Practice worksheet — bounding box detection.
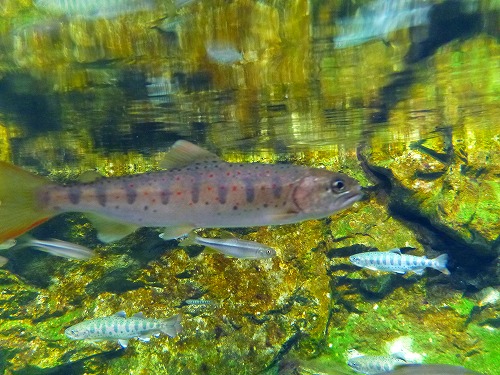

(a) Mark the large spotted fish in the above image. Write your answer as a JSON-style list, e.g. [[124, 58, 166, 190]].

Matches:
[[0, 141, 362, 243]]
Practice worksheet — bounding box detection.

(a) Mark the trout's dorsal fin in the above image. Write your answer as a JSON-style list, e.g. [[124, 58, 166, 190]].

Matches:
[[114, 311, 127, 318], [159, 140, 221, 170], [86, 213, 139, 243]]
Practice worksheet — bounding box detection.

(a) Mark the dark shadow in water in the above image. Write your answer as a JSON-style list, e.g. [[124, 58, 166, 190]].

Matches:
[[358, 156, 497, 292], [0, 74, 62, 132], [10, 349, 124, 375], [406, 0, 484, 64]]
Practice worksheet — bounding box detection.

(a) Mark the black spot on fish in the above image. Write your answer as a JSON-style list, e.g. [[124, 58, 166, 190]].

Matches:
[[233, 205, 238, 210], [191, 172, 201, 204], [218, 185, 227, 204], [161, 189, 171, 205], [68, 185, 81, 204], [125, 183, 137, 204], [144, 205, 148, 211], [243, 178, 255, 203], [94, 184, 107, 207]]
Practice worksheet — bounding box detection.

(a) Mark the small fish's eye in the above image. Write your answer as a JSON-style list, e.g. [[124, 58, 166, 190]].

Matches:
[[330, 179, 345, 193], [267, 250, 272, 254]]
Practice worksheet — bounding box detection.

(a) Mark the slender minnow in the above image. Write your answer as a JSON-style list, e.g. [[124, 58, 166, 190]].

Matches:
[[0, 140, 362, 243], [385, 364, 485, 375], [349, 249, 450, 275], [348, 354, 408, 375], [179, 232, 276, 259], [65, 311, 182, 348], [17, 238, 94, 260]]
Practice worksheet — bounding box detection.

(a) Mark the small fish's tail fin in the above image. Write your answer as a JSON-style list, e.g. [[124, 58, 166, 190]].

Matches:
[[0, 161, 55, 243], [433, 254, 450, 275], [160, 314, 182, 337]]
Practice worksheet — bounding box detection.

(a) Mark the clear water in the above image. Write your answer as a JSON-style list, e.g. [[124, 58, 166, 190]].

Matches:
[[0, 1, 498, 374]]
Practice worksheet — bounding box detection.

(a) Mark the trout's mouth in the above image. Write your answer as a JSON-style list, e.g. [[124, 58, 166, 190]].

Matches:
[[338, 186, 363, 209]]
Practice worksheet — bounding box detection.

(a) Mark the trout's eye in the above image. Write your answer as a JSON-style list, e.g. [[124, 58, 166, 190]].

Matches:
[[330, 179, 345, 193]]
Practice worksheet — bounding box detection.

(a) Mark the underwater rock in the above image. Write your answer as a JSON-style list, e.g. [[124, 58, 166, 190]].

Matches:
[[361, 118, 500, 259]]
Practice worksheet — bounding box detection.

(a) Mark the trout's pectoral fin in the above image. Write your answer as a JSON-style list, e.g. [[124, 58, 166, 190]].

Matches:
[[118, 339, 129, 348], [160, 140, 222, 170], [160, 225, 194, 240], [138, 335, 151, 342], [413, 268, 425, 275], [86, 214, 139, 243]]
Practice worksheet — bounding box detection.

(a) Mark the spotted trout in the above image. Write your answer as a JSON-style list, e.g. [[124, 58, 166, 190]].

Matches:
[[0, 141, 362, 243]]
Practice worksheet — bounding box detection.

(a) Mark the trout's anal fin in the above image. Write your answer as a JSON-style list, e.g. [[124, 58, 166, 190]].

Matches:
[[160, 225, 194, 240], [86, 213, 139, 243], [160, 140, 222, 170]]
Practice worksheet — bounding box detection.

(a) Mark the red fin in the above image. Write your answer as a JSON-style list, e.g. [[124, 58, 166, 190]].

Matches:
[[0, 161, 55, 242]]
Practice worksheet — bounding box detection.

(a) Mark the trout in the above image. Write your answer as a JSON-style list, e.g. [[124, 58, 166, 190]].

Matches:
[[0, 141, 362, 243]]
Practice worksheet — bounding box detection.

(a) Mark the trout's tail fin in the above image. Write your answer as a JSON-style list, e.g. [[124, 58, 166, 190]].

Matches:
[[160, 314, 183, 338], [0, 161, 55, 243], [433, 253, 450, 275]]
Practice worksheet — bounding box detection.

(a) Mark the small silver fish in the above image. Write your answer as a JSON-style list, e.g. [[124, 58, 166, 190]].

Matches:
[[184, 299, 215, 306], [65, 311, 182, 348], [18, 238, 94, 260], [385, 364, 485, 375], [348, 354, 407, 375], [349, 249, 450, 275], [179, 232, 276, 259], [205, 41, 244, 65]]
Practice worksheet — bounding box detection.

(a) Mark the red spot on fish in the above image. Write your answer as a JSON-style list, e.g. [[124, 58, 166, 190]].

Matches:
[[152, 199, 156, 203], [177, 191, 182, 196], [207, 187, 212, 191], [176, 176, 180, 181], [261, 186, 265, 190], [226, 172, 231, 176], [129, 183, 134, 188], [208, 174, 214, 178], [232, 186, 237, 191]]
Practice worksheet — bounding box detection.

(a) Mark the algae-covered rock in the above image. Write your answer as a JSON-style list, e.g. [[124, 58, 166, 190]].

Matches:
[[362, 37, 500, 257]]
